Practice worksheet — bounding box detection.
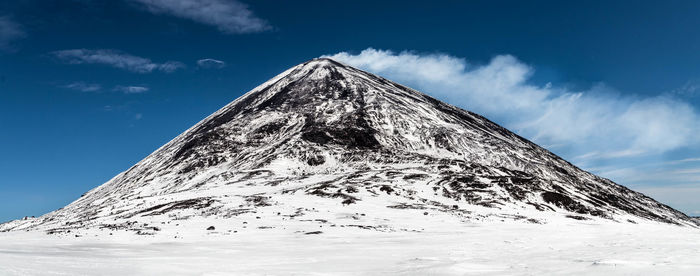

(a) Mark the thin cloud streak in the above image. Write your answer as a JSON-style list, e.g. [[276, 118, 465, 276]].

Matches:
[[51, 49, 184, 73], [131, 0, 270, 34], [197, 58, 226, 69], [114, 85, 149, 94], [63, 82, 102, 92]]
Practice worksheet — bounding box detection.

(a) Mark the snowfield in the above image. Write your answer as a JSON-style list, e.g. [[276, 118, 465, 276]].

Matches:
[[1, 220, 699, 275]]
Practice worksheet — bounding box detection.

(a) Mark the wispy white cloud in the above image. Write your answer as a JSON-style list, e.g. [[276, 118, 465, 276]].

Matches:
[[325, 48, 700, 159], [600, 166, 700, 186], [63, 82, 102, 92], [51, 49, 185, 73], [197, 58, 226, 69], [672, 157, 700, 164], [0, 16, 25, 51], [114, 85, 149, 94], [131, 0, 270, 34]]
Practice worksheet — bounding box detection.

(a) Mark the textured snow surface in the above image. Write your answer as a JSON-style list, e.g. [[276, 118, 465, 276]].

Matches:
[[1, 221, 699, 275]]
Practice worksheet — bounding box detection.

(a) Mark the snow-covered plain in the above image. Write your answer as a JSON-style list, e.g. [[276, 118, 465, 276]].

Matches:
[[1, 221, 699, 275]]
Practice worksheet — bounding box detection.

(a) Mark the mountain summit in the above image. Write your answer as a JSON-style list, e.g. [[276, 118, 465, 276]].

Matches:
[[2, 58, 696, 234]]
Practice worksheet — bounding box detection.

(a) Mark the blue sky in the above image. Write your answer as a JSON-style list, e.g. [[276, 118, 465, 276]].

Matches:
[[1, 0, 700, 222]]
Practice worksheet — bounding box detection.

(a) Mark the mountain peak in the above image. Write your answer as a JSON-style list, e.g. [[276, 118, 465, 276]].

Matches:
[[282, 57, 348, 81], [2, 59, 696, 234], [307, 57, 345, 66]]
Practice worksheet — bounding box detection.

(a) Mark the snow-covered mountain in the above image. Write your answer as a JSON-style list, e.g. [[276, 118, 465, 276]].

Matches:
[[2, 58, 696, 235]]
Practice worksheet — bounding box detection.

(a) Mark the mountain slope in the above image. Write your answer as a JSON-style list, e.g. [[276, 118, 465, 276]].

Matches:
[[2, 58, 695, 234]]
